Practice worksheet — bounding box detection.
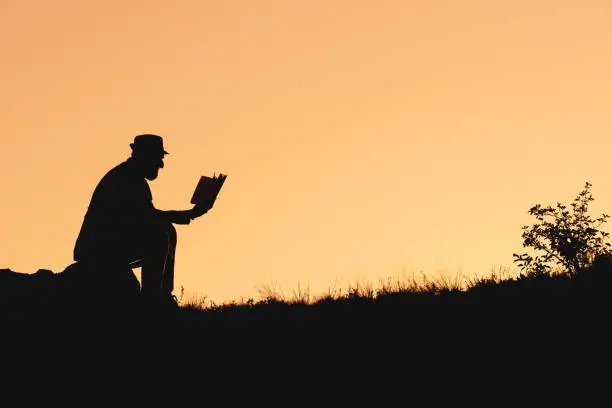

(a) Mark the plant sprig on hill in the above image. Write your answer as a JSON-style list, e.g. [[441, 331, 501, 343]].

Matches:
[[513, 181, 611, 277]]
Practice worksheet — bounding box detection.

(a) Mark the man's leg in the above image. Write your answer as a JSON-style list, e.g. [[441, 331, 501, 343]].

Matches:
[[140, 223, 173, 306], [161, 223, 177, 296]]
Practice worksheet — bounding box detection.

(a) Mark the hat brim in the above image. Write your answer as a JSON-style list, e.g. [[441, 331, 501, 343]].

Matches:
[[130, 143, 169, 156]]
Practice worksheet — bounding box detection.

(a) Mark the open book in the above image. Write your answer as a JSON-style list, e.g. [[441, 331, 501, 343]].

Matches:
[[190, 173, 228, 206]]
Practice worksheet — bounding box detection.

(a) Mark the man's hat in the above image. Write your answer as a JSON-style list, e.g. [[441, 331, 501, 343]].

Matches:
[[130, 134, 169, 156]]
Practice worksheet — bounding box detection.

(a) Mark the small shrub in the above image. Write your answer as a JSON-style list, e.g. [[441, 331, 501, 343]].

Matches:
[[513, 181, 611, 277]]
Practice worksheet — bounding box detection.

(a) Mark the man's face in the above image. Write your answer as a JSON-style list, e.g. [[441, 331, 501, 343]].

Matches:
[[141, 154, 165, 181]]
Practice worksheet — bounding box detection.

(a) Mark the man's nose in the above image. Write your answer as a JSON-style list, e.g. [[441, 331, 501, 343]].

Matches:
[[159, 159, 164, 169]]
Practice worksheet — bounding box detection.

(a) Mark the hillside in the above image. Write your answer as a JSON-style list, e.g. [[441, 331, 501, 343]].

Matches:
[[3, 255, 612, 332]]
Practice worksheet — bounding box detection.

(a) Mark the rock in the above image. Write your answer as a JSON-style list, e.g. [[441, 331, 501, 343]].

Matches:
[[0, 262, 141, 321], [59, 261, 140, 294]]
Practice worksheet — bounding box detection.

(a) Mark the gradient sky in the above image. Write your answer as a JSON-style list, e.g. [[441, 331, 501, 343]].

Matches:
[[2, 0, 612, 304]]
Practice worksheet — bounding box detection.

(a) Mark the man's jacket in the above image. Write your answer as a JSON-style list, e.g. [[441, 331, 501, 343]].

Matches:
[[74, 158, 157, 262]]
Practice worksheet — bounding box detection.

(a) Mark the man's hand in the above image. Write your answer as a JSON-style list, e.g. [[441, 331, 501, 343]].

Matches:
[[190, 200, 215, 220]]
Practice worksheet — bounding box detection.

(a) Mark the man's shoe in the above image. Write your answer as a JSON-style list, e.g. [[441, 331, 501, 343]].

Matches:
[[166, 294, 180, 309]]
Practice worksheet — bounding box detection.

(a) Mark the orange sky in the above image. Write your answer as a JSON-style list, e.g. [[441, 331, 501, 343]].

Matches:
[[2, 0, 612, 304]]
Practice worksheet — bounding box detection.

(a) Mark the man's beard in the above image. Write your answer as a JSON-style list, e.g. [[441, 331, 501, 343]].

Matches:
[[145, 167, 160, 180]]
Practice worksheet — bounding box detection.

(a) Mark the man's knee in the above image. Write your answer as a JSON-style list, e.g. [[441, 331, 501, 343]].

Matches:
[[146, 222, 175, 250], [167, 222, 177, 248]]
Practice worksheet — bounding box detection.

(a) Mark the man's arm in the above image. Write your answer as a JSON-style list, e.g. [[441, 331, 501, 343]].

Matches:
[[155, 199, 215, 225], [155, 209, 193, 225]]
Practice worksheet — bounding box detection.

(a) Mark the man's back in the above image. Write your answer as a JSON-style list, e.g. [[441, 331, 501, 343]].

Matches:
[[74, 159, 155, 262]]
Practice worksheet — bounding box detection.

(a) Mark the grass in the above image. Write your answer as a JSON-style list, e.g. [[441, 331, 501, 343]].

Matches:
[[177, 258, 612, 327], [4, 257, 611, 376], [4, 256, 612, 335], [182, 268, 470, 311]]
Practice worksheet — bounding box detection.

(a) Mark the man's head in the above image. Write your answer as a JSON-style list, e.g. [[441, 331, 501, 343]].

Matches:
[[129, 134, 169, 180]]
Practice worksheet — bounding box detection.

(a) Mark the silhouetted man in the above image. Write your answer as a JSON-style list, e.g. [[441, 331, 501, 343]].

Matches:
[[73, 134, 212, 310]]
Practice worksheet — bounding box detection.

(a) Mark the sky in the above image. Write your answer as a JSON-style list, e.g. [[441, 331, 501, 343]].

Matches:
[[2, 0, 612, 304]]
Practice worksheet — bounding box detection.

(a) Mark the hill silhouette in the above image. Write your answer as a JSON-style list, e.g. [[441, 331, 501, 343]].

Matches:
[[3, 255, 612, 330], [3, 257, 609, 393]]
